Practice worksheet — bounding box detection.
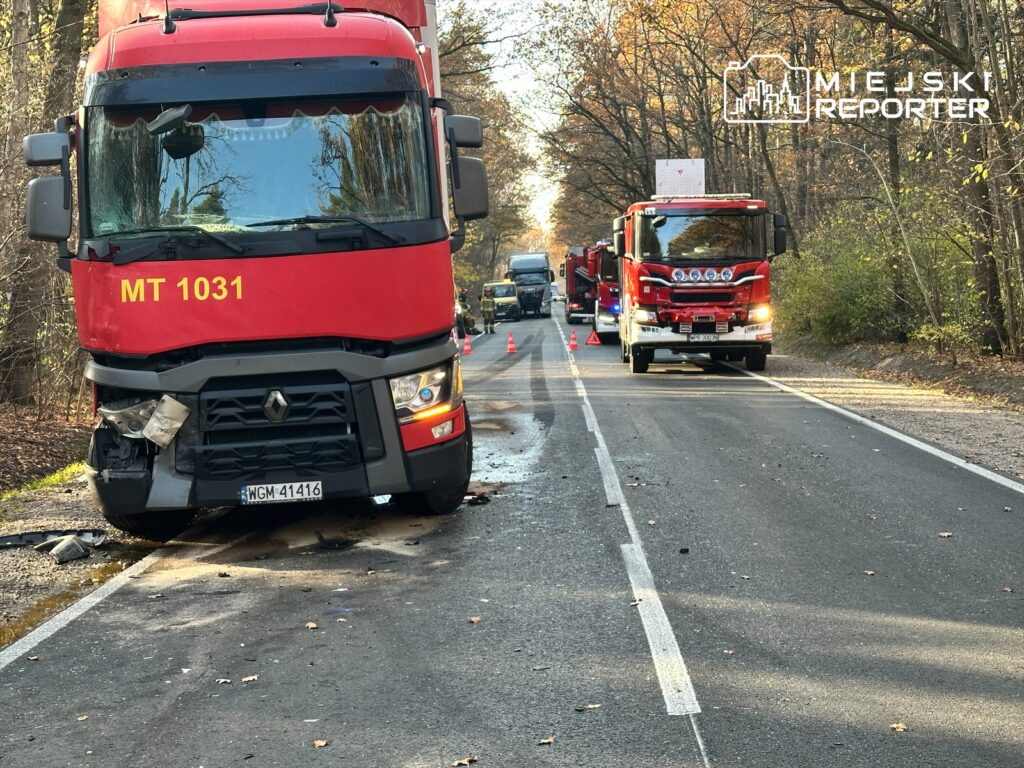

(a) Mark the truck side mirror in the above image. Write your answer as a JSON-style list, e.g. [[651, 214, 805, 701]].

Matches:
[[548, 270, 555, 282], [612, 216, 625, 234], [613, 231, 625, 257], [445, 115, 483, 148], [26, 176, 72, 242], [559, 263, 565, 277], [452, 156, 488, 221], [772, 212, 788, 256], [24, 132, 70, 166]]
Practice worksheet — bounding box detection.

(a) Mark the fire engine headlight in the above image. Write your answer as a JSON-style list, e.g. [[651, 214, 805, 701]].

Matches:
[[390, 362, 458, 423], [720, 268, 734, 282], [750, 305, 772, 323], [634, 307, 659, 324], [704, 267, 719, 281]]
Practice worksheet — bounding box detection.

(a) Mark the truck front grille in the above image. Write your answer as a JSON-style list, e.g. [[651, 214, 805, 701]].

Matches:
[[670, 292, 735, 304], [195, 379, 360, 480]]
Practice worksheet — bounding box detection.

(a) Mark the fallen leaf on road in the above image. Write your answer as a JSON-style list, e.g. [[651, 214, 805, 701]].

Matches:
[[537, 736, 556, 745], [574, 704, 601, 711], [451, 758, 478, 766], [1001, 587, 1014, 593], [216, 678, 232, 685], [305, 622, 318, 630], [313, 739, 329, 748], [938, 531, 954, 538], [864, 570, 876, 576], [76, 715, 88, 721], [890, 722, 908, 733], [467, 616, 481, 624], [241, 674, 259, 683]]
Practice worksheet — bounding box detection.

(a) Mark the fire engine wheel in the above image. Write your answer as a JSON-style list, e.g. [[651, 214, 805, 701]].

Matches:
[[745, 349, 768, 372], [102, 510, 196, 542], [629, 346, 651, 374], [393, 412, 473, 516]]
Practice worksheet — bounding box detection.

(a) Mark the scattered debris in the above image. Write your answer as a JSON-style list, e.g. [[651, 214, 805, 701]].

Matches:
[[646, 519, 656, 525], [1004, 506, 1013, 513], [537, 736, 556, 746], [467, 616, 481, 624], [33, 535, 90, 564], [867, 513, 878, 520], [405, 539, 420, 546], [937, 531, 954, 538], [451, 758, 478, 766], [76, 715, 88, 722], [313, 739, 329, 748], [889, 722, 909, 733], [464, 492, 490, 506], [315, 531, 355, 550], [1001, 586, 1014, 593], [531, 666, 550, 672], [26, 656, 39, 661], [629, 599, 641, 607], [301, 587, 312, 593], [740, 575, 751, 580], [148, 593, 163, 599], [723, 649, 736, 656], [574, 703, 601, 711], [305, 622, 318, 630], [0, 529, 107, 549], [864, 570, 876, 576], [216, 678, 232, 685], [679, 547, 690, 554], [218, 571, 231, 577], [241, 674, 259, 683]]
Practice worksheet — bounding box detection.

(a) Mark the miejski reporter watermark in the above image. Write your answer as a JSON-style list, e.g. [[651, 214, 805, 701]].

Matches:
[[724, 54, 992, 124]]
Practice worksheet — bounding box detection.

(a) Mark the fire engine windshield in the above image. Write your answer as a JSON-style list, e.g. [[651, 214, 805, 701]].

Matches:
[[86, 96, 431, 237], [639, 213, 765, 263]]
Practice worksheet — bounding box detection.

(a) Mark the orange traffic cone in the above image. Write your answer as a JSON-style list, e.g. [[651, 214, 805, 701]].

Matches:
[[568, 329, 578, 351], [462, 333, 473, 356], [585, 329, 602, 345], [506, 332, 517, 354]]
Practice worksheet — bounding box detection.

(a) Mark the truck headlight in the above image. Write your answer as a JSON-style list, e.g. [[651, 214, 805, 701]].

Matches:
[[389, 362, 459, 423], [750, 305, 772, 323], [634, 307, 659, 324]]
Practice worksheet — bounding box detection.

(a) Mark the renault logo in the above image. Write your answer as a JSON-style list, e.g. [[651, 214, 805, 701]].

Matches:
[[263, 390, 290, 422]]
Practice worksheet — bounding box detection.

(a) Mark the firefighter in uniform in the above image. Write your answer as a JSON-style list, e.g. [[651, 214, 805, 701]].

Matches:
[[480, 286, 497, 333]]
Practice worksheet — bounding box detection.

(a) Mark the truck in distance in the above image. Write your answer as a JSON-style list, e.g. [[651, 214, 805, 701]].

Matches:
[[506, 252, 554, 318], [612, 194, 786, 374], [23, 0, 489, 539]]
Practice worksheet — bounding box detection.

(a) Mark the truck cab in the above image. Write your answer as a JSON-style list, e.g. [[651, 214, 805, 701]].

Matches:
[[23, 0, 490, 539], [614, 195, 787, 374], [589, 241, 620, 343], [506, 253, 553, 318]]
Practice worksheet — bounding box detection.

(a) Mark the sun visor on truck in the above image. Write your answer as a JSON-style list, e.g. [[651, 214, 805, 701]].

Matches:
[[85, 57, 421, 106], [98, 0, 427, 39]]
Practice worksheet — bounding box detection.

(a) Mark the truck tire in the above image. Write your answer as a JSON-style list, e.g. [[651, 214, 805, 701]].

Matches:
[[394, 411, 473, 516], [745, 348, 767, 371], [709, 350, 726, 362], [727, 350, 744, 362], [629, 347, 651, 374], [102, 510, 196, 542]]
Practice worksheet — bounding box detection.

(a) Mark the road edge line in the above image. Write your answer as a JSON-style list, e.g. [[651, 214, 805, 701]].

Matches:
[[731, 365, 1024, 498]]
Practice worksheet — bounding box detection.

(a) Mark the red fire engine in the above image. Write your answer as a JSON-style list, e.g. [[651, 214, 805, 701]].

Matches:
[[613, 195, 787, 373], [23, 0, 489, 538]]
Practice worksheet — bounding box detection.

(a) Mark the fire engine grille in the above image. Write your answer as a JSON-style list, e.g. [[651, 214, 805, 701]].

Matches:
[[670, 292, 735, 304], [195, 380, 360, 480]]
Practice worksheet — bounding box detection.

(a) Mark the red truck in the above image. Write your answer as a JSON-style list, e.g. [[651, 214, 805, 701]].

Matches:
[[23, 0, 489, 539], [561, 246, 596, 324], [588, 240, 621, 344], [612, 195, 787, 373]]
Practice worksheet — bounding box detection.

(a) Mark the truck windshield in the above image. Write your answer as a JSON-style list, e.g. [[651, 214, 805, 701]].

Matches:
[[514, 273, 548, 286], [86, 96, 431, 237], [489, 285, 516, 298], [639, 213, 764, 263]]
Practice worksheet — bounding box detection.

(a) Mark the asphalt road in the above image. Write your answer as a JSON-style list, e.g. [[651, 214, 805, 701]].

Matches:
[[1, 314, 1021, 767]]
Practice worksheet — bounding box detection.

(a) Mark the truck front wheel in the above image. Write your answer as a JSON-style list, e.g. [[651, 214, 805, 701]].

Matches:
[[745, 348, 767, 372]]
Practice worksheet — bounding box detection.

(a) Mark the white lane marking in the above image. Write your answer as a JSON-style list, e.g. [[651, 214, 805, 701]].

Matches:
[[689, 714, 713, 768], [621, 544, 702, 716], [732, 366, 1024, 498], [552, 316, 704, 727], [0, 530, 253, 671]]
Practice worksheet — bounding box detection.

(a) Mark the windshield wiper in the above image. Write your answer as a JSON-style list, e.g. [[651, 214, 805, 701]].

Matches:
[[108, 226, 244, 265], [246, 215, 402, 245]]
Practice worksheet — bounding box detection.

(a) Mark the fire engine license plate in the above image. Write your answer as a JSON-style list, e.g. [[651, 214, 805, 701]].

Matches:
[[241, 481, 323, 505], [688, 333, 719, 342]]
